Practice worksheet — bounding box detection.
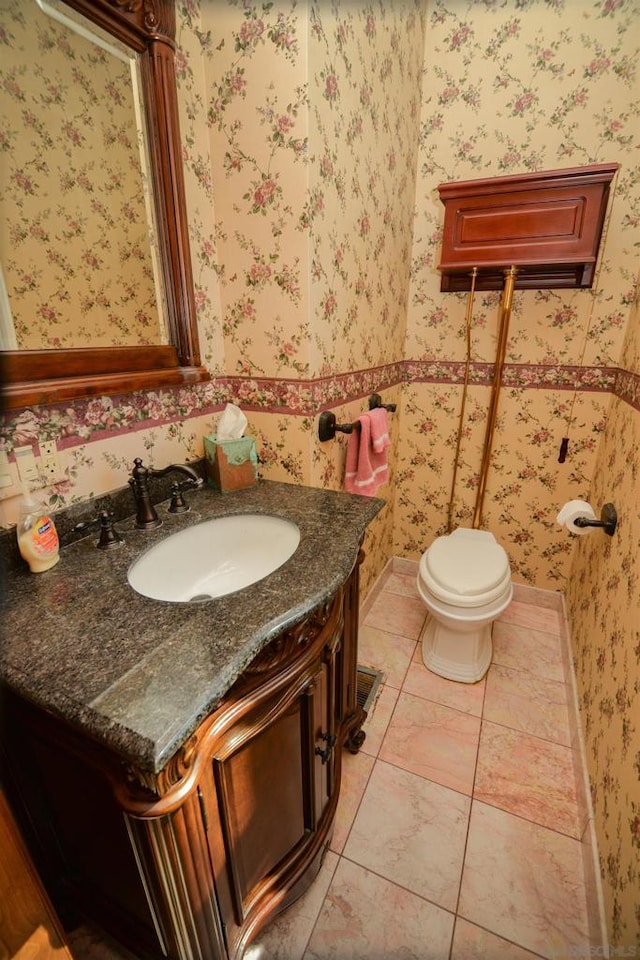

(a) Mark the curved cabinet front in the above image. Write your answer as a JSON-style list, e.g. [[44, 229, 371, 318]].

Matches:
[[3, 561, 366, 960]]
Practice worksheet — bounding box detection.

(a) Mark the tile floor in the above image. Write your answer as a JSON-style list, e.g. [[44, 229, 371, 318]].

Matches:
[[248, 562, 595, 960], [69, 561, 599, 960]]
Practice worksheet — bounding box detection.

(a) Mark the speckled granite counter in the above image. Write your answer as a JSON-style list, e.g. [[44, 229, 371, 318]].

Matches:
[[1, 480, 384, 773]]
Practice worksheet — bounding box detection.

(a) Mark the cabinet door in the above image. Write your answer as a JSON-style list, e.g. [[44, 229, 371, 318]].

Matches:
[[200, 660, 333, 957]]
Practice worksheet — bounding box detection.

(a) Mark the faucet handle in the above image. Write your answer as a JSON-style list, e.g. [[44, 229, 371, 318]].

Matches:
[[73, 510, 123, 549], [96, 511, 123, 549], [168, 478, 201, 514], [168, 481, 189, 514]]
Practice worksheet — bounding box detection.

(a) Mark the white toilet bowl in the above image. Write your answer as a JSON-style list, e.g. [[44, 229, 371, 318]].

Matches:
[[416, 527, 512, 683]]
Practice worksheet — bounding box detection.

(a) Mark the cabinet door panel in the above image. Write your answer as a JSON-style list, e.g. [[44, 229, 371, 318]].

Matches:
[[213, 700, 306, 922]]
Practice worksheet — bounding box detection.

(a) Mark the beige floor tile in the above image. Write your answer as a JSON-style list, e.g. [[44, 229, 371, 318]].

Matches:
[[344, 759, 470, 911], [360, 683, 399, 757], [330, 750, 375, 854], [249, 851, 339, 960], [358, 623, 416, 689], [303, 858, 455, 960], [451, 918, 545, 959], [484, 663, 571, 746], [499, 599, 563, 636], [379, 691, 480, 795], [459, 802, 590, 959], [363, 590, 426, 640], [403, 657, 486, 716], [492, 620, 565, 682], [474, 721, 581, 837]]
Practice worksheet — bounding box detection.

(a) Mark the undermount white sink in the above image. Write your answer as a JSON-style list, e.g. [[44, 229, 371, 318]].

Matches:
[[127, 514, 300, 603]]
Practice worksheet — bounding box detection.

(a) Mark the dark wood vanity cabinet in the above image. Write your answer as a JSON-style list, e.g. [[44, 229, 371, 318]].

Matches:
[[2, 561, 365, 960]]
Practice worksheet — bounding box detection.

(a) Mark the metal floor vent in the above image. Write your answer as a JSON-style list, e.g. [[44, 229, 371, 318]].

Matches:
[[356, 665, 385, 714]]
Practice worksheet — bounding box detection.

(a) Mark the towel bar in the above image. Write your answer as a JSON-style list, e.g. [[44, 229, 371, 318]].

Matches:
[[318, 411, 358, 442], [318, 394, 395, 442], [369, 394, 397, 413]]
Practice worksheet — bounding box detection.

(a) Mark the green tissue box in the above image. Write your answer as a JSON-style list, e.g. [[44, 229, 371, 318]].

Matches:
[[204, 435, 258, 492]]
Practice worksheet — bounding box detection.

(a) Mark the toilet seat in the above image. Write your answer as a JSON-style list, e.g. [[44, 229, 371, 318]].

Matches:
[[419, 528, 511, 608]]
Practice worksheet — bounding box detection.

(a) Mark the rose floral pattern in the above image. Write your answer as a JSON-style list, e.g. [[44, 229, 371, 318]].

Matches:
[[0, 0, 162, 348], [1, 0, 640, 944], [566, 389, 640, 950]]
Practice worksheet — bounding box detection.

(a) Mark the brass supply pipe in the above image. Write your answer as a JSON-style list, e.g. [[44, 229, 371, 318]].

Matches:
[[472, 266, 518, 529], [447, 267, 478, 533]]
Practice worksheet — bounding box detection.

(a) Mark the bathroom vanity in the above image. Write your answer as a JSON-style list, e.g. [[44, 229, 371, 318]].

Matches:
[[0, 480, 383, 960]]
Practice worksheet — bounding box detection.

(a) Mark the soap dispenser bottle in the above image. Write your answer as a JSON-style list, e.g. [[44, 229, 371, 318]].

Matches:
[[16, 489, 60, 573]]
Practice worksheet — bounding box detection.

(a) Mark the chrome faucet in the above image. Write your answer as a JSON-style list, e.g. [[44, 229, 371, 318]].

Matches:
[[129, 458, 203, 529]]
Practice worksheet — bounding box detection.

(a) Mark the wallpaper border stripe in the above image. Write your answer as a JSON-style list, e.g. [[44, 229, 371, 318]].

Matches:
[[2, 361, 638, 451]]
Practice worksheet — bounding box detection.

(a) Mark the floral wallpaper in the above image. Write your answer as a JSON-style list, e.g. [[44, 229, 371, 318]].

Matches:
[[306, 0, 424, 377], [566, 388, 640, 949], [398, 0, 640, 589], [1, 0, 640, 944], [0, 0, 162, 348]]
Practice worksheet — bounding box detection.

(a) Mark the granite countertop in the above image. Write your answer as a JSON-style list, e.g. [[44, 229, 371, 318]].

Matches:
[[0, 480, 383, 773]]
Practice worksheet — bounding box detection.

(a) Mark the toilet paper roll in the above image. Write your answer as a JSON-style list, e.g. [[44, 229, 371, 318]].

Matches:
[[556, 499, 597, 535]]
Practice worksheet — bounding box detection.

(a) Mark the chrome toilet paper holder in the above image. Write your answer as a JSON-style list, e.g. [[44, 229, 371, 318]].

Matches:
[[573, 502, 617, 536]]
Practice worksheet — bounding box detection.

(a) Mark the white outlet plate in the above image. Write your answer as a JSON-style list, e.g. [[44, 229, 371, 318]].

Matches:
[[39, 440, 62, 483]]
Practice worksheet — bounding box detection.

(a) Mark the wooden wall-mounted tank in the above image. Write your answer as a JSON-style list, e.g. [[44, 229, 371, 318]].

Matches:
[[437, 163, 618, 292]]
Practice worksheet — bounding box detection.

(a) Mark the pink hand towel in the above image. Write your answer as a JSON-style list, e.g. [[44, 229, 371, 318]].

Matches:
[[344, 408, 390, 496]]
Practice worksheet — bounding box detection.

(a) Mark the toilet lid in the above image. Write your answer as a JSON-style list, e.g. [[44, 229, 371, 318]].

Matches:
[[421, 528, 510, 606]]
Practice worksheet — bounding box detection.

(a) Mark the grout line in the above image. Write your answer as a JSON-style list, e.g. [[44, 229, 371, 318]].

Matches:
[[451, 917, 550, 960], [471, 793, 584, 843], [297, 848, 340, 960], [336, 849, 458, 921], [333, 735, 379, 857]]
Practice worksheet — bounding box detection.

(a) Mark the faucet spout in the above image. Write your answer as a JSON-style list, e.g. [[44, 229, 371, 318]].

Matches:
[[148, 462, 202, 485], [129, 458, 203, 529]]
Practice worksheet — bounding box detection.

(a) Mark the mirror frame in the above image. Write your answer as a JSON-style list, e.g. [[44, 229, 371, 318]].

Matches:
[[1, 0, 209, 410]]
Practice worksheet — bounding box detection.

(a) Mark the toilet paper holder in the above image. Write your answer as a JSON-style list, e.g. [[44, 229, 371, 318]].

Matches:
[[573, 502, 617, 536]]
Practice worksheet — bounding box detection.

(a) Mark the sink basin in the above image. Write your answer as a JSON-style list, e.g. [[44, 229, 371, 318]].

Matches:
[[127, 514, 300, 603]]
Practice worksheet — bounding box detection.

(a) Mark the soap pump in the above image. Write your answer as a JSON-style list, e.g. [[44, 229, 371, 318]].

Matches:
[[16, 488, 60, 573]]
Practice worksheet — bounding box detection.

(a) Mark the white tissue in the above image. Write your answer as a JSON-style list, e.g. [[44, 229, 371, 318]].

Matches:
[[217, 403, 247, 441], [556, 499, 597, 535]]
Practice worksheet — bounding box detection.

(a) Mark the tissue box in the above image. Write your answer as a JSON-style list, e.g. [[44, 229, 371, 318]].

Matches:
[[204, 435, 258, 492]]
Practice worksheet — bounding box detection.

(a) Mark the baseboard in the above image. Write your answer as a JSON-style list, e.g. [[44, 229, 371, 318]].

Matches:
[[560, 594, 610, 955], [511, 581, 564, 611], [359, 557, 395, 622]]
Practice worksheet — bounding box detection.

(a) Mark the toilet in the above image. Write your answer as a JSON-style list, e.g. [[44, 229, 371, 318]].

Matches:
[[416, 527, 512, 683]]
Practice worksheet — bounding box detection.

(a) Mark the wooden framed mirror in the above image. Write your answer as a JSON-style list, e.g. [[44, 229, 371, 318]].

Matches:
[[0, 0, 209, 410]]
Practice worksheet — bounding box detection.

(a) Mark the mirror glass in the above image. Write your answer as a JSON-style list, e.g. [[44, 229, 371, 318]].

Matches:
[[0, 0, 206, 410], [0, 0, 168, 351]]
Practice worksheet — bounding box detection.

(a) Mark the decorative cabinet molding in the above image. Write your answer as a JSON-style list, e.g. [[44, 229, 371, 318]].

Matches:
[[2, 560, 366, 960], [438, 162, 619, 291]]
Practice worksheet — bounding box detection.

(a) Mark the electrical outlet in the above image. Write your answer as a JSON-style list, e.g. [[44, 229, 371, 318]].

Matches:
[[39, 440, 62, 483]]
